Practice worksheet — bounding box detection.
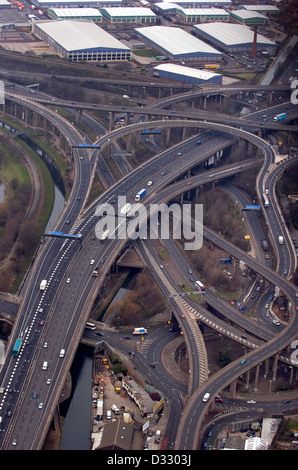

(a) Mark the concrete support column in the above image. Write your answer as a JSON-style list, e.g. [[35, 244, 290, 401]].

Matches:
[[108, 112, 114, 131], [230, 379, 237, 398], [272, 353, 279, 381], [264, 358, 270, 378], [254, 364, 260, 392], [245, 369, 250, 389]]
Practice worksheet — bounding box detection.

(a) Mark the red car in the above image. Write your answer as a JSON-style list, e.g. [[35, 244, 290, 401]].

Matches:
[[186, 182, 192, 186]]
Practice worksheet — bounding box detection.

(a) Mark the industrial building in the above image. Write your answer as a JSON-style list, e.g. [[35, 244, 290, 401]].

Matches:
[[157, 0, 232, 8], [152, 2, 180, 15], [176, 7, 229, 23], [31, 0, 121, 9], [48, 7, 102, 21], [0, 10, 31, 30], [153, 63, 222, 84], [0, 0, 10, 9], [238, 4, 279, 17], [193, 22, 276, 55], [99, 7, 156, 23], [230, 10, 269, 26], [135, 25, 222, 63], [32, 20, 131, 62]]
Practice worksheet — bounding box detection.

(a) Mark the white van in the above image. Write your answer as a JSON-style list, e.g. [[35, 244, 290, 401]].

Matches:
[[111, 404, 120, 414], [42, 361, 48, 370], [107, 410, 112, 420], [59, 349, 65, 358]]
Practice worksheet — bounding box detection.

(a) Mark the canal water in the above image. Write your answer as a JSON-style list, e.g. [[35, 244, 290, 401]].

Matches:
[[59, 345, 93, 450]]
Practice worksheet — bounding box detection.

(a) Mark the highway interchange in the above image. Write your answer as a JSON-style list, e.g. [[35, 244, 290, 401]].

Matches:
[[0, 80, 298, 450]]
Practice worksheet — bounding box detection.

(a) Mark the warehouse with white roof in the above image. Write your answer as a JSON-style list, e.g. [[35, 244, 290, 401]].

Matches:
[[230, 10, 269, 26], [48, 8, 102, 21], [153, 63, 222, 84], [31, 0, 121, 9], [135, 26, 222, 62], [99, 7, 156, 23], [239, 5, 279, 17], [157, 0, 231, 8], [193, 22, 276, 55], [32, 20, 131, 62], [176, 7, 229, 23]]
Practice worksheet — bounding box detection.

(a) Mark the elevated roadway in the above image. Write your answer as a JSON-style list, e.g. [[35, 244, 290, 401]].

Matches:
[[0, 93, 297, 449]]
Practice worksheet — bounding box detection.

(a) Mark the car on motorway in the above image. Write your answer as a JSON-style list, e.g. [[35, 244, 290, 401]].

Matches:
[[90, 259, 95, 265], [265, 254, 270, 259], [209, 174, 214, 178], [188, 268, 192, 274], [186, 182, 192, 186], [296, 306, 298, 311], [32, 392, 37, 399], [40, 320, 44, 326], [265, 303, 269, 309], [181, 315, 185, 318], [46, 379, 51, 385], [44, 342, 48, 348], [12, 439, 17, 446], [296, 293, 298, 297], [283, 269, 288, 275], [147, 181, 152, 186], [246, 400, 256, 404], [160, 264, 164, 269], [66, 278, 70, 283], [38, 403, 44, 409], [241, 359, 247, 364], [283, 399, 291, 404]]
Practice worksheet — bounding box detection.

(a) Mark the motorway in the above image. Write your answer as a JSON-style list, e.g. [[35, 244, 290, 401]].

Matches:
[[0, 86, 297, 449]]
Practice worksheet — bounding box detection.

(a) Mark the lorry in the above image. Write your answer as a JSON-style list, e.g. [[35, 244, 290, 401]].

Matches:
[[12, 338, 22, 356], [135, 189, 146, 202], [40, 280, 47, 291], [202, 392, 211, 402], [273, 113, 286, 122], [120, 203, 131, 216], [278, 236, 284, 245], [133, 327, 147, 335]]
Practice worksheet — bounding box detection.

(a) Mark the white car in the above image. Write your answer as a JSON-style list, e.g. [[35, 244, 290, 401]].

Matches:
[[147, 181, 152, 186], [66, 278, 70, 283], [90, 260, 95, 265], [246, 400, 256, 404]]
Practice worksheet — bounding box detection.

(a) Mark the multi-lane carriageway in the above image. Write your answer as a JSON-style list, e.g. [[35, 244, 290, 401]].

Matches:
[[0, 92, 296, 448]]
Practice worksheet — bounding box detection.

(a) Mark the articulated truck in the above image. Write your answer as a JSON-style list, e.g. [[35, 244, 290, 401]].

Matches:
[[135, 189, 146, 202], [273, 113, 286, 121]]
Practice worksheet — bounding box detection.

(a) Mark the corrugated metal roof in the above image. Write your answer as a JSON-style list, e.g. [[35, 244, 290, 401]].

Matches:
[[49, 8, 102, 17], [179, 7, 228, 15], [135, 26, 221, 55], [231, 10, 268, 20], [241, 4, 279, 11], [35, 20, 130, 52], [154, 63, 221, 79], [100, 7, 156, 16], [194, 22, 276, 46]]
